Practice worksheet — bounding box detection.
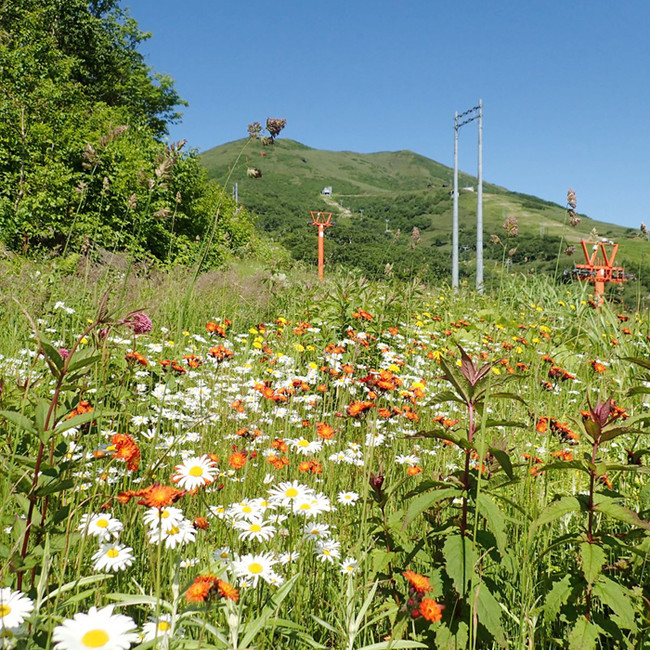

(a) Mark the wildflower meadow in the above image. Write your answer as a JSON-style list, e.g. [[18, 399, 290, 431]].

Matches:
[[0, 266, 649, 649]]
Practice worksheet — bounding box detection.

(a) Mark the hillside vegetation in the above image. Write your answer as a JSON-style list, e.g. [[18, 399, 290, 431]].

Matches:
[[201, 138, 650, 302]]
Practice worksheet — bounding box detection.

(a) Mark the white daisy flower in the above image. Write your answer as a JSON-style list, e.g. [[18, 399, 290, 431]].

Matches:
[[267, 481, 314, 507], [143, 506, 185, 530], [78, 513, 123, 541], [212, 546, 232, 563], [302, 523, 331, 540], [233, 518, 276, 542], [0, 587, 34, 630], [52, 605, 138, 650], [278, 551, 300, 564], [171, 455, 218, 491], [141, 614, 175, 643], [92, 543, 134, 572], [232, 552, 277, 587], [227, 499, 265, 521], [337, 491, 360, 506], [285, 438, 323, 455], [340, 557, 359, 574], [395, 454, 420, 466], [148, 519, 196, 549], [314, 539, 341, 563]]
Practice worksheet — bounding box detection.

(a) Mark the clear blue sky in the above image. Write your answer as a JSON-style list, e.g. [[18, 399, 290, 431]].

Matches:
[[128, 0, 649, 229]]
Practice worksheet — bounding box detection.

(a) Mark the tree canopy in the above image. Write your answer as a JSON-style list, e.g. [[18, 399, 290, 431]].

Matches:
[[0, 0, 253, 265]]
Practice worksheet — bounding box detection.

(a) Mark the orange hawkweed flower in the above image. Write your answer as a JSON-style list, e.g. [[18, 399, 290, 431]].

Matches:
[[216, 579, 239, 602], [125, 351, 148, 366], [420, 598, 445, 623], [66, 400, 93, 419], [590, 360, 606, 373], [228, 451, 248, 470], [403, 570, 432, 593], [109, 433, 140, 471], [316, 422, 335, 440], [346, 401, 375, 418], [407, 465, 422, 476], [185, 579, 213, 603], [135, 484, 186, 508], [194, 517, 210, 530]]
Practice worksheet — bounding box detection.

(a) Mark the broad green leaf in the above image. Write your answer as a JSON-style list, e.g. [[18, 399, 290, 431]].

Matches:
[[489, 391, 527, 404], [39, 336, 64, 373], [624, 356, 650, 370], [0, 410, 37, 436], [34, 478, 74, 497], [593, 496, 650, 531], [579, 542, 605, 585], [475, 582, 505, 645], [54, 410, 111, 436], [403, 487, 461, 529], [487, 447, 514, 479], [438, 357, 470, 404], [531, 496, 585, 531], [66, 350, 103, 373], [543, 574, 573, 625], [443, 534, 474, 597], [44, 575, 113, 603], [539, 460, 591, 475], [568, 616, 601, 650], [107, 593, 174, 611], [435, 621, 469, 649], [592, 576, 637, 630], [477, 493, 507, 555]]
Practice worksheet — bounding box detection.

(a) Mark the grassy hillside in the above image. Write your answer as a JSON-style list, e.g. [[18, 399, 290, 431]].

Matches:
[[200, 138, 649, 301]]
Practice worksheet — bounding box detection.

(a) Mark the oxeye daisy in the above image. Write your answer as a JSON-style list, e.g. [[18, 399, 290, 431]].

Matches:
[[0, 587, 34, 630], [314, 539, 341, 563], [52, 605, 138, 650], [171, 455, 218, 491], [143, 506, 185, 530], [340, 557, 359, 574], [233, 518, 276, 542], [267, 480, 314, 507], [232, 552, 277, 586], [141, 614, 175, 643], [302, 523, 331, 540], [78, 513, 123, 541], [337, 491, 359, 506], [92, 543, 134, 572], [212, 546, 232, 563], [148, 519, 196, 549]]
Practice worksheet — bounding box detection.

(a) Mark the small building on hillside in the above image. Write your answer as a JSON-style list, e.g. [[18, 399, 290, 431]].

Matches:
[[321, 186, 332, 196]]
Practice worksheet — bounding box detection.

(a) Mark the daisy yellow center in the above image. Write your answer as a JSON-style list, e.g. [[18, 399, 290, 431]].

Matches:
[[220, 552, 229, 558], [161, 510, 170, 518], [107, 548, 119, 558], [0, 605, 10, 617], [81, 629, 110, 647], [299, 503, 311, 510], [249, 563, 263, 574], [298, 440, 309, 447], [323, 550, 331, 556], [242, 506, 252, 513], [169, 526, 180, 535], [96, 519, 109, 528], [249, 524, 262, 532], [285, 488, 298, 497], [189, 466, 203, 477], [158, 621, 171, 631]]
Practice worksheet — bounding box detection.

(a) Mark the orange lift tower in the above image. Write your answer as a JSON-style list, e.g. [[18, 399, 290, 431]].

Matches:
[[310, 211, 332, 281], [572, 240, 627, 306]]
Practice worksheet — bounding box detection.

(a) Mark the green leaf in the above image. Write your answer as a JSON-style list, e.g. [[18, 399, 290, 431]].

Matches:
[[54, 410, 109, 436], [66, 350, 103, 373], [0, 410, 37, 436], [543, 574, 573, 625], [435, 621, 469, 649], [539, 460, 591, 475], [531, 496, 585, 531], [438, 357, 470, 404], [568, 616, 601, 650], [487, 447, 514, 479], [403, 487, 461, 529], [357, 642, 427, 650], [592, 576, 637, 630], [39, 336, 64, 373], [443, 534, 474, 597], [475, 582, 505, 645], [593, 495, 650, 531], [489, 391, 527, 404], [579, 542, 605, 585], [34, 478, 75, 497], [477, 493, 507, 555]]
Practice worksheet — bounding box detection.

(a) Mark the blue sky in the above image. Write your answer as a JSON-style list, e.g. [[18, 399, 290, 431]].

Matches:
[[128, 1, 650, 229]]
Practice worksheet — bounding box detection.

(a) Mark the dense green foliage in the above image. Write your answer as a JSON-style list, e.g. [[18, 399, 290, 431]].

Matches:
[[0, 0, 254, 265]]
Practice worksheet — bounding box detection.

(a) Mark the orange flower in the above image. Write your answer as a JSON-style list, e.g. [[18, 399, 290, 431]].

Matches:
[[206, 322, 227, 337], [420, 597, 444, 623], [407, 466, 422, 476], [110, 433, 140, 471], [194, 517, 210, 530], [403, 570, 432, 594], [346, 401, 375, 418], [185, 579, 212, 603], [316, 422, 335, 440], [135, 484, 186, 508], [65, 400, 93, 420], [216, 579, 239, 602], [590, 360, 606, 373], [229, 451, 248, 470], [125, 351, 148, 366]]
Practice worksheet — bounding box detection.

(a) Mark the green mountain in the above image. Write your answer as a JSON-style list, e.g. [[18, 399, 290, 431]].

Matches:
[[200, 139, 648, 297]]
